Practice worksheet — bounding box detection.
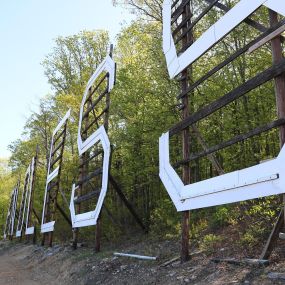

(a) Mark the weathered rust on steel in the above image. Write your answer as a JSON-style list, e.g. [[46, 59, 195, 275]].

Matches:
[[95, 45, 114, 253], [171, 0, 224, 263], [172, 0, 193, 263], [170, 58, 285, 137], [260, 9, 285, 260], [174, 118, 285, 167]]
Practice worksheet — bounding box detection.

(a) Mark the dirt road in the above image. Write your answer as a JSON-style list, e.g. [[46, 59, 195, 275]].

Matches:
[[0, 245, 40, 285]]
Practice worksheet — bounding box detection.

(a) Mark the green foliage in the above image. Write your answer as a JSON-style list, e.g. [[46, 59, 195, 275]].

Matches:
[[150, 199, 180, 238], [190, 219, 208, 241], [212, 207, 230, 227], [0, 159, 15, 238], [199, 234, 223, 253], [42, 30, 110, 96], [237, 199, 279, 249], [112, 0, 163, 22]]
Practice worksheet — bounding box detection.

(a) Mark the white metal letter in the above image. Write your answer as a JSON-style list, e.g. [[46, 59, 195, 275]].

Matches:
[[70, 55, 115, 228]]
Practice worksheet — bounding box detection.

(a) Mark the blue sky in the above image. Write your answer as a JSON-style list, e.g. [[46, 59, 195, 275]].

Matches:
[[0, 0, 133, 158]]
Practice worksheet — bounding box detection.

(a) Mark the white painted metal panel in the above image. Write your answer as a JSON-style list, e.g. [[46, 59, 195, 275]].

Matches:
[[40, 109, 71, 234], [25, 157, 35, 236], [178, 25, 216, 73], [70, 55, 115, 228], [77, 55, 115, 155], [25, 227, 34, 235], [46, 167, 59, 184], [16, 166, 30, 238], [162, 0, 172, 54], [10, 186, 19, 237], [4, 187, 18, 239], [52, 108, 71, 136], [41, 221, 55, 233], [70, 126, 111, 228], [159, 132, 285, 211], [3, 190, 13, 239]]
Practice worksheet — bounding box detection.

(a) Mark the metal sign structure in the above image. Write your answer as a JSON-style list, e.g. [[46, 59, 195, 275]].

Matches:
[[160, 132, 285, 211], [41, 109, 71, 246], [3, 191, 14, 239], [25, 155, 38, 236], [3, 182, 20, 240], [69, 55, 114, 229], [160, 0, 285, 211], [15, 154, 37, 238], [16, 166, 30, 237], [160, 0, 285, 260], [70, 48, 146, 251], [163, 0, 285, 78], [70, 127, 111, 228]]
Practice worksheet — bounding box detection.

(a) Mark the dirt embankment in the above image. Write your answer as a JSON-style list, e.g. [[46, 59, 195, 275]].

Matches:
[[1, 238, 285, 285]]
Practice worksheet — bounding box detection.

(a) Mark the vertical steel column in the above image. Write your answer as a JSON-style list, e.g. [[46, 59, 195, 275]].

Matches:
[[95, 44, 113, 253], [27, 148, 38, 243], [260, 9, 285, 260], [180, 1, 193, 263]]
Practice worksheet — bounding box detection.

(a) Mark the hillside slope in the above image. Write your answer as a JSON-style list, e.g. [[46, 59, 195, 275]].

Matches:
[[1, 237, 285, 284]]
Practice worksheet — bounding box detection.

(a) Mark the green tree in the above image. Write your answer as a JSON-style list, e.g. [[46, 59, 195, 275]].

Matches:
[[0, 158, 15, 237], [113, 0, 163, 22], [42, 30, 110, 96]]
